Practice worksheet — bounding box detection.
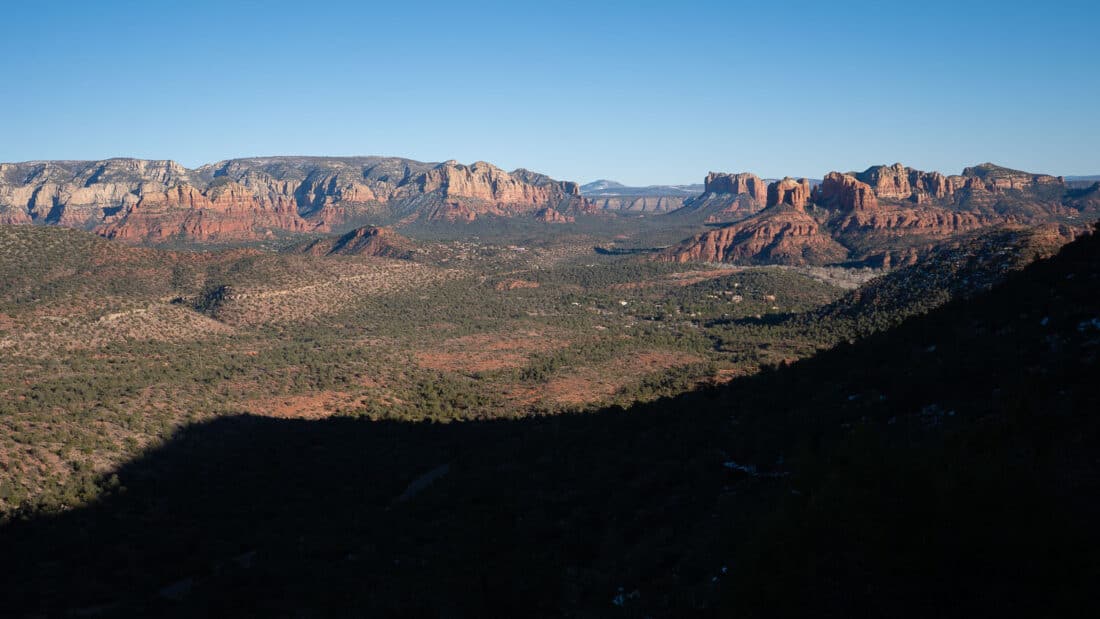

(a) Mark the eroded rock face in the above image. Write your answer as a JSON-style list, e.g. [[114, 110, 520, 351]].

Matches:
[[98, 182, 317, 242], [856, 164, 912, 200], [832, 207, 987, 235], [588, 196, 685, 212], [659, 205, 848, 265], [962, 163, 1062, 190], [414, 161, 580, 209], [533, 207, 575, 223], [704, 172, 767, 200], [672, 172, 767, 222], [662, 162, 1090, 266], [0, 157, 590, 242], [851, 162, 1069, 209], [766, 177, 812, 209], [813, 173, 879, 211]]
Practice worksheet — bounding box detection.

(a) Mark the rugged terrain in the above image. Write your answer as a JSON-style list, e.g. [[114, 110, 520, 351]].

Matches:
[[0, 153, 1098, 617], [0, 157, 590, 242], [663, 163, 1096, 266], [0, 219, 1096, 617]]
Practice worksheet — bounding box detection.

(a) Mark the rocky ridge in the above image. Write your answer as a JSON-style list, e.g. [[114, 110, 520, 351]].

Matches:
[[291, 225, 416, 259], [0, 157, 591, 242], [662, 162, 1096, 266], [661, 205, 847, 265]]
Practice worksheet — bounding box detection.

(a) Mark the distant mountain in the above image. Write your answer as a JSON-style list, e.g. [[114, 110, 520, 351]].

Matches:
[[580, 180, 703, 197], [580, 179, 704, 213], [1066, 175, 1100, 189], [579, 179, 626, 192], [0, 157, 592, 242], [662, 163, 1098, 266]]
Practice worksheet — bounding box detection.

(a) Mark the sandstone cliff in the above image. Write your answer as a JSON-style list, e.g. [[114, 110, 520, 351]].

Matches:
[[0, 157, 591, 242], [659, 205, 847, 266], [672, 172, 767, 222], [705, 172, 767, 201], [661, 161, 1089, 266], [813, 172, 879, 211], [765, 177, 812, 209]]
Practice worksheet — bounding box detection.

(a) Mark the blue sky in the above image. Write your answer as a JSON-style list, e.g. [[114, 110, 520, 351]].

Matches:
[[1, 0, 1097, 185]]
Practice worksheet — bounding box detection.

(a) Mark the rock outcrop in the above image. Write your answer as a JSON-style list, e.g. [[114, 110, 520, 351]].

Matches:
[[961, 163, 1062, 190], [659, 205, 848, 266], [672, 172, 767, 222], [292, 225, 415, 259], [765, 177, 812, 209], [704, 172, 767, 201], [855, 163, 913, 200], [813, 172, 879, 211], [587, 196, 686, 212], [533, 207, 575, 223], [662, 161, 1090, 266], [0, 157, 591, 242], [98, 181, 317, 242]]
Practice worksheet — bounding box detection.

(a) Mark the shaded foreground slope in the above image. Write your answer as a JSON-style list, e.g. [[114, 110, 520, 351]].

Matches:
[[1, 229, 1099, 617]]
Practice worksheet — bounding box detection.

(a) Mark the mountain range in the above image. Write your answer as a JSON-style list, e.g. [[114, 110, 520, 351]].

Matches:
[[0, 157, 590, 242], [2, 156, 1098, 268], [662, 163, 1099, 266], [580, 180, 705, 213]]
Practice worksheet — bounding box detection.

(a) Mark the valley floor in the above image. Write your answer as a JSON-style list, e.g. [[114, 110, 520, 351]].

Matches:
[[0, 223, 1097, 617]]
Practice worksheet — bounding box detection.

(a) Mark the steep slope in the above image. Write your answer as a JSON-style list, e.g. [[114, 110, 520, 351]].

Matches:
[[670, 172, 768, 222], [664, 162, 1092, 266], [659, 204, 847, 265], [816, 224, 1077, 324], [0, 157, 591, 242]]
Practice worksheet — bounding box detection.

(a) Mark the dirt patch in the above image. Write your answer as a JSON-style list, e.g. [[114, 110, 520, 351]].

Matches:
[[245, 391, 354, 420], [665, 270, 735, 286], [541, 350, 705, 406], [610, 269, 732, 291], [495, 279, 540, 291], [416, 330, 570, 373]]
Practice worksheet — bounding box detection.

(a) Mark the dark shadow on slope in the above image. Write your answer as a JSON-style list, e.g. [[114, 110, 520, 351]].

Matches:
[[2, 229, 1100, 618]]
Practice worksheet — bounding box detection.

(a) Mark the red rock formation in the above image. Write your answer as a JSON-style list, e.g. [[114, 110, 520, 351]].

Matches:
[[704, 172, 766, 201], [533, 207, 574, 223], [856, 164, 912, 200], [0, 209, 32, 225], [962, 163, 1063, 190], [294, 225, 415, 259], [766, 177, 812, 209], [410, 161, 583, 217], [813, 173, 879, 211], [659, 206, 848, 265], [0, 157, 589, 240], [833, 207, 986, 235], [98, 182, 319, 242], [909, 169, 949, 199]]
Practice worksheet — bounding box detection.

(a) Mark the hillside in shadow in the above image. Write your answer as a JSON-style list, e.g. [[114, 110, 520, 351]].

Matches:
[[2, 228, 1099, 617]]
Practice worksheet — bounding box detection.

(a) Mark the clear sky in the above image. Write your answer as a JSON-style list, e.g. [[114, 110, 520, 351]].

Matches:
[[1, 0, 1097, 185]]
